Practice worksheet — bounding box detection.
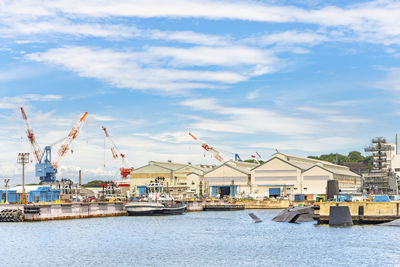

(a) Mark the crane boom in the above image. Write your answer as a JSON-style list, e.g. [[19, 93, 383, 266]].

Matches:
[[20, 107, 42, 162], [188, 132, 224, 162], [53, 111, 88, 168], [102, 126, 134, 178]]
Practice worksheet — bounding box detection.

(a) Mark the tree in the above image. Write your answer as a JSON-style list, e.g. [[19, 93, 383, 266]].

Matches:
[[308, 151, 369, 166], [82, 180, 106, 187], [347, 151, 364, 162]]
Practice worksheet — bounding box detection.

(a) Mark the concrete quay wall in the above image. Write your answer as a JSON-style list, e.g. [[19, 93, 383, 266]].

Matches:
[[317, 202, 400, 223], [186, 200, 314, 211], [0, 203, 127, 221]]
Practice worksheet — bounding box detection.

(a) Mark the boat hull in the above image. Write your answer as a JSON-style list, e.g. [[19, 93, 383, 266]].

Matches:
[[125, 202, 186, 216]]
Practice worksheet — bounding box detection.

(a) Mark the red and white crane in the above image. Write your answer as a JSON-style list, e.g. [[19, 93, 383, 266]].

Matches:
[[20, 107, 42, 162], [53, 111, 88, 168], [188, 132, 224, 162], [102, 126, 134, 178], [20, 107, 88, 182], [251, 152, 264, 163]]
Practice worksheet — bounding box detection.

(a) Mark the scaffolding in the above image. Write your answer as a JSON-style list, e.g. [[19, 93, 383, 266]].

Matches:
[[363, 137, 398, 195]]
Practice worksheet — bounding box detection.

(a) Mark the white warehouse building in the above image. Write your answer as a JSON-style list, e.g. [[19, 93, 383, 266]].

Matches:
[[251, 153, 362, 200]]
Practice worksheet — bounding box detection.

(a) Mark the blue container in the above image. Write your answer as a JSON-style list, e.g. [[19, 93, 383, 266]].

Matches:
[[373, 195, 390, 202], [294, 194, 306, 201], [28, 187, 61, 203], [4, 190, 20, 203]]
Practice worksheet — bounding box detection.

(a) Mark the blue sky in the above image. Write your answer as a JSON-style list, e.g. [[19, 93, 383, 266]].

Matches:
[[1, 0, 400, 184]]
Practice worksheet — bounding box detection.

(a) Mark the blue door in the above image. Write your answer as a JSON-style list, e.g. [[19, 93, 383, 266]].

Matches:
[[138, 186, 147, 197], [212, 186, 217, 197], [230, 185, 238, 197], [269, 188, 281, 197]]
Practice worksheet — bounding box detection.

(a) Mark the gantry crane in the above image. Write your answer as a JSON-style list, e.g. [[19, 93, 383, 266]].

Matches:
[[102, 126, 134, 178], [188, 132, 242, 162], [20, 107, 88, 183]]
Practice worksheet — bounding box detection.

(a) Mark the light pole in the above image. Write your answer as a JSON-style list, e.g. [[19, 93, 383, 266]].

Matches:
[[17, 153, 30, 197], [4, 179, 10, 204]]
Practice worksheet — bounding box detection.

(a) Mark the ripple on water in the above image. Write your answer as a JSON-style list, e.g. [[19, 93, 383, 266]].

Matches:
[[1, 210, 400, 267]]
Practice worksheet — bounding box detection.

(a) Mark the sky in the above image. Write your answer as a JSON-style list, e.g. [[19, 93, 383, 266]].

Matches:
[[1, 0, 400, 185]]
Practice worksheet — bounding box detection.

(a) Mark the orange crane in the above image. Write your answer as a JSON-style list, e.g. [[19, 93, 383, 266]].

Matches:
[[102, 126, 134, 178], [20, 107, 88, 182]]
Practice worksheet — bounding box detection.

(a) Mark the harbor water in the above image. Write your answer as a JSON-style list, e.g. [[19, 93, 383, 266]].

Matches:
[[1, 209, 400, 266]]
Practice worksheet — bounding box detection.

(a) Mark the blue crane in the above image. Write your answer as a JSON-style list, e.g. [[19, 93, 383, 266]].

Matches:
[[20, 107, 88, 183]]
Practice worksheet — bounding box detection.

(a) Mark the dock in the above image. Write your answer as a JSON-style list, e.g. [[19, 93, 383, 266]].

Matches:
[[0, 202, 126, 222], [315, 202, 400, 224]]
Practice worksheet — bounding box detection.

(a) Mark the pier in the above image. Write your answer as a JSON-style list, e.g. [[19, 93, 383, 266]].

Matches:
[[315, 202, 400, 224], [0, 202, 126, 222]]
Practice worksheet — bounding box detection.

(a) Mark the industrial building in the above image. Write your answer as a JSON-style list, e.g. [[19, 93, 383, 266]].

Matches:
[[130, 160, 215, 199], [251, 153, 361, 200], [129, 153, 361, 200], [203, 160, 257, 198]]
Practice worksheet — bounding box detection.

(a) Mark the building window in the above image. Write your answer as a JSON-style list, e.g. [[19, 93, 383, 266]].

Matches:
[[303, 188, 307, 190], [294, 188, 297, 190], [286, 188, 291, 190], [395, 168, 400, 172]]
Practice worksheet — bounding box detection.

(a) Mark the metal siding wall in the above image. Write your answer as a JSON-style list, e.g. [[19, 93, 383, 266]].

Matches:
[[204, 176, 247, 183], [255, 169, 297, 174], [303, 175, 330, 180], [254, 176, 297, 181]]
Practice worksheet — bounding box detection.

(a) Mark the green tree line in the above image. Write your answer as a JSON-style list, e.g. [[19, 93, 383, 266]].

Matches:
[[308, 151, 373, 169]]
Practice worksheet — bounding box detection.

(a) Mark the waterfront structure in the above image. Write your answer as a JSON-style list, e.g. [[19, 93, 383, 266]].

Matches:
[[130, 160, 215, 199], [364, 137, 398, 194], [203, 160, 256, 198], [251, 153, 361, 200], [130, 154, 361, 199]]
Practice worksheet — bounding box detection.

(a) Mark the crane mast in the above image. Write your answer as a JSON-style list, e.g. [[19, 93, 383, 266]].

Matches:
[[20, 107, 42, 162], [102, 126, 134, 178], [53, 112, 88, 168]]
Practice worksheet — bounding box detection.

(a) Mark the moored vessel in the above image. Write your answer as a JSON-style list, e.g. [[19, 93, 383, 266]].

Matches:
[[125, 179, 186, 216]]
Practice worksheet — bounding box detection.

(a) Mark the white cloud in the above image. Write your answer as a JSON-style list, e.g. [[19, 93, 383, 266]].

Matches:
[[180, 97, 370, 138], [26, 45, 278, 92], [0, 94, 62, 109], [180, 98, 320, 136], [244, 31, 329, 46], [297, 106, 339, 115], [373, 68, 400, 91], [251, 136, 357, 153], [1, 0, 400, 47], [246, 89, 260, 100]]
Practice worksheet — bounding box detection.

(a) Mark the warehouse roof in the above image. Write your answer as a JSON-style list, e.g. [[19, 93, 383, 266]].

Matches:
[[253, 153, 360, 178], [205, 161, 250, 176]]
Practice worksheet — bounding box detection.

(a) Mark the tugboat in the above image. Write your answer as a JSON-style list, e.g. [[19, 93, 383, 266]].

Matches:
[[125, 178, 186, 216]]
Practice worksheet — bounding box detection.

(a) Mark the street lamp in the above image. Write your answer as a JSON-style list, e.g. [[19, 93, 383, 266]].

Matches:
[[4, 179, 10, 204], [17, 153, 30, 195]]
